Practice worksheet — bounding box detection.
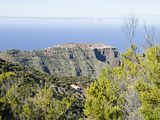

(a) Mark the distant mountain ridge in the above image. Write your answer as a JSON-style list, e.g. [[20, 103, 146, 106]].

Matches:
[[0, 43, 119, 79], [53, 43, 113, 49]]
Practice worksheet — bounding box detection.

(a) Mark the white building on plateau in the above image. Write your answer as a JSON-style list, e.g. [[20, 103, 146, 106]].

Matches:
[[70, 84, 82, 91]]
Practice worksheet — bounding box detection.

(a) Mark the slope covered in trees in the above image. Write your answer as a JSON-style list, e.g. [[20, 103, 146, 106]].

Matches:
[[0, 44, 159, 120], [0, 43, 119, 79], [84, 45, 160, 120], [0, 59, 87, 119]]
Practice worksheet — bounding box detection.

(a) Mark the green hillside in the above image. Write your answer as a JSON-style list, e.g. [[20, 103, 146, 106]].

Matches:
[[0, 43, 119, 79], [0, 58, 88, 119], [0, 44, 160, 120]]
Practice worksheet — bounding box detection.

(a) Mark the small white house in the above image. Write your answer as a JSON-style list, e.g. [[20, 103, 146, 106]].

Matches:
[[70, 84, 82, 90]]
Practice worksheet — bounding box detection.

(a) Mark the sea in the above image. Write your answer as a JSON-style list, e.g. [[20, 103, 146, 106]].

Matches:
[[0, 19, 159, 52]]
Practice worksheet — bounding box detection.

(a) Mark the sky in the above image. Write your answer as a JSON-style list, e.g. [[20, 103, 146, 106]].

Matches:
[[0, 0, 160, 18]]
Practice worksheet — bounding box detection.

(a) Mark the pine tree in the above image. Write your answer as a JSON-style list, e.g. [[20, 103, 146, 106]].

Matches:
[[84, 68, 124, 120]]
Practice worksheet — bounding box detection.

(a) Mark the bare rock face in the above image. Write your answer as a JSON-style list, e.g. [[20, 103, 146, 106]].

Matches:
[[0, 43, 120, 79]]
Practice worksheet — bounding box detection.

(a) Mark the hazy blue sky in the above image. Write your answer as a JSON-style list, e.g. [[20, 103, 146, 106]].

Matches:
[[0, 0, 160, 17]]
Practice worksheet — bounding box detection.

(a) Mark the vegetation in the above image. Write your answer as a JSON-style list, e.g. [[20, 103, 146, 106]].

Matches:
[[0, 10, 159, 119], [83, 14, 159, 119], [84, 45, 160, 120], [84, 68, 124, 120], [0, 59, 86, 119], [0, 45, 119, 79], [0, 43, 160, 120], [135, 46, 160, 120]]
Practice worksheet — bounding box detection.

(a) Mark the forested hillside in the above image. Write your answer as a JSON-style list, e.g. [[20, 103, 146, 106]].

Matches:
[[0, 59, 88, 119], [0, 44, 159, 120], [84, 45, 160, 120], [0, 43, 119, 79]]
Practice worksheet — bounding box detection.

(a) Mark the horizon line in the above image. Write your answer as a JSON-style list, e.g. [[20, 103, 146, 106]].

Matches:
[[0, 15, 160, 19]]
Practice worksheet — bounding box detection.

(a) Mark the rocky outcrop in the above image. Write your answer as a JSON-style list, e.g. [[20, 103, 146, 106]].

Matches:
[[0, 43, 119, 79]]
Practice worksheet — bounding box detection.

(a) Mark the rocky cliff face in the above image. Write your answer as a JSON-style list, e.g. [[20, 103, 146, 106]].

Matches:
[[0, 43, 119, 79]]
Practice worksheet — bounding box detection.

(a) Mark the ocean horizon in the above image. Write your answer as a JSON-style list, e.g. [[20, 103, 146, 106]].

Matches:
[[0, 22, 159, 52]]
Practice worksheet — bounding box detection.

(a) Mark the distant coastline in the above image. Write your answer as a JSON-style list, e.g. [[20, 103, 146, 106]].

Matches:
[[0, 16, 160, 25]]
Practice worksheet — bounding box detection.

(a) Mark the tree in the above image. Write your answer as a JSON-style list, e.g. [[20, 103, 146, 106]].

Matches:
[[144, 24, 156, 48], [84, 45, 160, 120], [84, 68, 124, 120], [21, 86, 61, 119], [135, 46, 160, 120], [0, 72, 15, 82], [122, 14, 138, 48], [20, 86, 76, 120]]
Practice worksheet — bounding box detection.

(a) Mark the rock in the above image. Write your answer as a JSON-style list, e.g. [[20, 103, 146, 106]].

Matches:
[[0, 43, 120, 79]]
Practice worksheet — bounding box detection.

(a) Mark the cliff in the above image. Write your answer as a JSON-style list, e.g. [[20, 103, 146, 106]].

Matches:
[[0, 43, 119, 79]]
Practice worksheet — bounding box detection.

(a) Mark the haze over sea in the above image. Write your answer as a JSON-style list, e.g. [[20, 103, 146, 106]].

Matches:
[[0, 17, 160, 52]]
